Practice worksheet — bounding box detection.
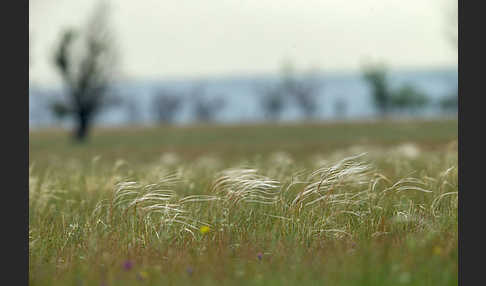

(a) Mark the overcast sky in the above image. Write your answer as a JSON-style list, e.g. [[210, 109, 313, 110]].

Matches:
[[29, 0, 457, 87]]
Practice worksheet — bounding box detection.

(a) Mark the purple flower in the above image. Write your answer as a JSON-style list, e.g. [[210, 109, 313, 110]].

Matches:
[[186, 266, 194, 276], [122, 260, 133, 271], [257, 252, 263, 261]]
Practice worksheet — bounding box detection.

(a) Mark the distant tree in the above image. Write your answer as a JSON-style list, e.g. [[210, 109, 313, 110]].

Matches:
[[258, 61, 321, 121], [391, 84, 429, 114], [151, 89, 184, 124], [439, 93, 458, 114], [362, 63, 391, 117], [259, 85, 286, 121], [290, 80, 320, 119], [190, 84, 225, 123], [51, 1, 118, 142], [281, 62, 321, 120]]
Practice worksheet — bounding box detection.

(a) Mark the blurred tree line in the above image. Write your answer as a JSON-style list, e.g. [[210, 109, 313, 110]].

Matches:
[[258, 61, 321, 121], [42, 1, 455, 143], [362, 62, 456, 117], [362, 63, 429, 117]]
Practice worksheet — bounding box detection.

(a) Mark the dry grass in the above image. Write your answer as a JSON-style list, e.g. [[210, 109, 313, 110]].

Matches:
[[29, 121, 458, 286]]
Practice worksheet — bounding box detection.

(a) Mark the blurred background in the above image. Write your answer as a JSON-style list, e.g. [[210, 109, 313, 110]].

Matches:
[[29, 0, 457, 139]]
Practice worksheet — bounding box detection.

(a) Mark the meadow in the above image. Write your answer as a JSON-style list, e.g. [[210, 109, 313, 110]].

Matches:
[[29, 119, 458, 286]]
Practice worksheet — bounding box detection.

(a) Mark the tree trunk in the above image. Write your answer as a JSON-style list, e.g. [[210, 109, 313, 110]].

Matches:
[[74, 112, 90, 142]]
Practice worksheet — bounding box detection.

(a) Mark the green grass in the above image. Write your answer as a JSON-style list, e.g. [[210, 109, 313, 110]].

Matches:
[[29, 119, 458, 286]]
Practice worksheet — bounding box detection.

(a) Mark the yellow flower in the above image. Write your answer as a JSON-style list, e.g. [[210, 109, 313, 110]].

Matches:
[[138, 271, 149, 280], [433, 246, 443, 255], [200, 226, 210, 235]]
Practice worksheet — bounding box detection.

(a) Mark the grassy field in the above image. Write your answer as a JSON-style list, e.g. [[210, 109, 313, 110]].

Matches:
[[29, 119, 458, 286]]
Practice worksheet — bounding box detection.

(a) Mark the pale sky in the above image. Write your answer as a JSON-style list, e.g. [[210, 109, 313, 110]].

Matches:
[[29, 0, 457, 87]]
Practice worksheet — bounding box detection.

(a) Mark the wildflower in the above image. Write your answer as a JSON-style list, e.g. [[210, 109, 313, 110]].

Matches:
[[123, 260, 133, 271], [186, 266, 194, 276], [257, 252, 263, 261], [200, 226, 210, 235]]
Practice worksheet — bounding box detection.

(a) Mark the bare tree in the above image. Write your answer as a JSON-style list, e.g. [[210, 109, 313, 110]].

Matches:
[[52, 1, 118, 142], [281, 64, 321, 120], [288, 80, 321, 120], [259, 84, 286, 121], [151, 89, 184, 124], [362, 62, 392, 118], [257, 62, 321, 122], [194, 97, 225, 123], [190, 84, 225, 123]]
